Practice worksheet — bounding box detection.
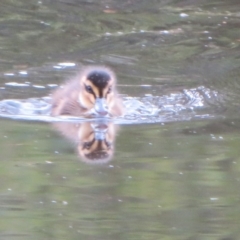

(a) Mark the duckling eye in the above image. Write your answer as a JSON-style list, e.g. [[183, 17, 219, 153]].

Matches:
[[85, 85, 93, 94], [107, 87, 112, 94], [83, 142, 91, 149]]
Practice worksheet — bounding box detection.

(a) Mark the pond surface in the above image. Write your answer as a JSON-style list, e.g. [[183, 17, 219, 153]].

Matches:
[[1, 0, 240, 239]]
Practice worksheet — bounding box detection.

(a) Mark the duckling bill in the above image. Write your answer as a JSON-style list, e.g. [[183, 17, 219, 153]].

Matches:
[[51, 66, 123, 117]]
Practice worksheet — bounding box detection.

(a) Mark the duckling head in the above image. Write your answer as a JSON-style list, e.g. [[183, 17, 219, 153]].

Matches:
[[79, 67, 117, 116], [78, 122, 115, 163]]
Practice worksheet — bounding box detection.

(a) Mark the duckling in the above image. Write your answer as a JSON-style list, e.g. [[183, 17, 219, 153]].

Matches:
[[52, 121, 116, 163], [77, 122, 116, 163], [51, 66, 123, 117]]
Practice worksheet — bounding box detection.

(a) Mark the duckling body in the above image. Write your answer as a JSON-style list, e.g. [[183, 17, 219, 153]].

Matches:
[[51, 66, 123, 117]]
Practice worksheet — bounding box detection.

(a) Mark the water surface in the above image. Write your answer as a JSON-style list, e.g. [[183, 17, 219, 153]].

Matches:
[[1, 0, 240, 239]]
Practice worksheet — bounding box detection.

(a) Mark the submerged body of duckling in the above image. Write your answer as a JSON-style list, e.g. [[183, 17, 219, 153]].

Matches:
[[51, 66, 124, 117]]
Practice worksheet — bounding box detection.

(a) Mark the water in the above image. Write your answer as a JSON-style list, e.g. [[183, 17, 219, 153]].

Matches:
[[0, 84, 218, 123], [1, 0, 240, 239]]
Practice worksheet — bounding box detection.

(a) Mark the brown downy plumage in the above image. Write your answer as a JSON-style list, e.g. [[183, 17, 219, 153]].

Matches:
[[51, 66, 123, 117]]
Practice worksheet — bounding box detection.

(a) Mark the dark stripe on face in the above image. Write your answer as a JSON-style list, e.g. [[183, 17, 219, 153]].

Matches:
[[84, 84, 96, 98], [99, 88, 103, 98], [82, 137, 95, 150]]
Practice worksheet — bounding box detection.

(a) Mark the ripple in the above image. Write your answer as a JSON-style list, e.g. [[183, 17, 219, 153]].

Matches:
[[5, 82, 30, 87], [0, 86, 220, 124]]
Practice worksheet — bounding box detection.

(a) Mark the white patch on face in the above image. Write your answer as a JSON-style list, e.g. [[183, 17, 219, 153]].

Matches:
[[78, 95, 97, 116], [78, 94, 86, 108]]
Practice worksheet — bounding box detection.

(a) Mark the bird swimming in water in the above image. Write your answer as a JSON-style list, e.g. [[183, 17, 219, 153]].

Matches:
[[51, 66, 123, 117]]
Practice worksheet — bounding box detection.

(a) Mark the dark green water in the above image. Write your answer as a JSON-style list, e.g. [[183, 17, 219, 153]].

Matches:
[[2, 119, 240, 239], [1, 0, 240, 239]]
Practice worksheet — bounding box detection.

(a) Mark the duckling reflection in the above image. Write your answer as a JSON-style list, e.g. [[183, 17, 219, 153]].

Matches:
[[51, 66, 123, 117], [52, 121, 117, 163]]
